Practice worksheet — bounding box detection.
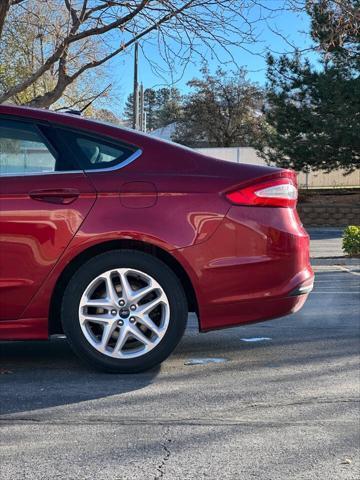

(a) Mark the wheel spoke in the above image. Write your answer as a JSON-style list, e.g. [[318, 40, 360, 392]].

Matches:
[[80, 313, 113, 325], [136, 314, 161, 337], [137, 295, 165, 315], [82, 299, 113, 310], [128, 325, 151, 346], [119, 270, 134, 302], [113, 327, 129, 354], [99, 322, 117, 351], [102, 272, 119, 304], [131, 283, 155, 303]]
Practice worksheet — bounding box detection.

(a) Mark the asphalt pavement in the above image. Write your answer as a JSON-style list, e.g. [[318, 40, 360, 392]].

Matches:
[[1, 263, 359, 480]]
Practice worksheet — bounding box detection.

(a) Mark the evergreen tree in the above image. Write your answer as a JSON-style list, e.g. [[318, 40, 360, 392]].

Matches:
[[123, 87, 182, 131], [256, 0, 360, 173], [123, 93, 134, 126], [144, 88, 157, 131], [155, 88, 182, 128]]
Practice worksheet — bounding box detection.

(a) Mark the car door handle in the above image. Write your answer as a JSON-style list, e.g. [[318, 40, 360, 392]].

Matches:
[[29, 188, 80, 204]]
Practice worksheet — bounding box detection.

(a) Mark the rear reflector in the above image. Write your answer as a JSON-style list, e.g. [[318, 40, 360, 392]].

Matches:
[[225, 175, 298, 208], [288, 280, 314, 296]]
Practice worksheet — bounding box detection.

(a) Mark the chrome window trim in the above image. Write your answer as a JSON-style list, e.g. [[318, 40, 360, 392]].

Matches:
[[84, 148, 143, 173], [0, 170, 83, 177], [0, 149, 142, 178]]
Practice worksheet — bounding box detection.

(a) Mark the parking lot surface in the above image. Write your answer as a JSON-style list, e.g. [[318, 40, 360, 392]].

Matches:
[[1, 264, 359, 480], [308, 228, 344, 258]]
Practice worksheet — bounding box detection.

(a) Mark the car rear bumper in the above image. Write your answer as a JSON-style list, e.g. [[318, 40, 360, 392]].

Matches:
[[288, 277, 314, 296], [175, 205, 314, 331], [197, 266, 314, 332]]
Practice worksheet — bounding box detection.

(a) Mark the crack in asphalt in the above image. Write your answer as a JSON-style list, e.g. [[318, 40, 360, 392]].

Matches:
[[154, 426, 171, 480]]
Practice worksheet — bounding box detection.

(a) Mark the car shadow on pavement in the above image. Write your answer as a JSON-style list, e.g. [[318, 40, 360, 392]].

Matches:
[[1, 324, 357, 417], [1, 269, 358, 417], [0, 338, 160, 415]]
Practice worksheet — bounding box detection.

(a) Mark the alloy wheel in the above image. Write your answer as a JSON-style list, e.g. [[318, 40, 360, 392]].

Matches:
[[79, 268, 170, 359]]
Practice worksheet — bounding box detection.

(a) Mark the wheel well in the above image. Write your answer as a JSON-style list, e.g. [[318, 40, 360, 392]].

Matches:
[[49, 239, 199, 335]]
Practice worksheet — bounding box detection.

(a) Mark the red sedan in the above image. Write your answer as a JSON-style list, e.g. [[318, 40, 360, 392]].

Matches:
[[0, 105, 313, 372]]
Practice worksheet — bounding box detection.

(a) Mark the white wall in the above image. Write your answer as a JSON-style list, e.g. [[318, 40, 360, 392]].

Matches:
[[196, 147, 360, 189]]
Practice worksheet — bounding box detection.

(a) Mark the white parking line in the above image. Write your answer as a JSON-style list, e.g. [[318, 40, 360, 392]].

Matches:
[[339, 266, 360, 276], [240, 337, 272, 342], [184, 358, 228, 365]]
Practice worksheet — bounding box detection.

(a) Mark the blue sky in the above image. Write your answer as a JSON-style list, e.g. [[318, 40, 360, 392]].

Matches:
[[103, 2, 316, 116]]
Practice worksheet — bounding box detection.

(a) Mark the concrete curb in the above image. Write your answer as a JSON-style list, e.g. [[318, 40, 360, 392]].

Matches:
[[311, 257, 360, 266]]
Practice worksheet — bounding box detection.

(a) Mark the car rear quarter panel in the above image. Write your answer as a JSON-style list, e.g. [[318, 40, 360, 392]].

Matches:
[[173, 205, 313, 330]]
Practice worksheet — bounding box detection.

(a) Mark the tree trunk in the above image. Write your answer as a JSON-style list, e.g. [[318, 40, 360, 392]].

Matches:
[[26, 75, 71, 108], [0, 0, 11, 39]]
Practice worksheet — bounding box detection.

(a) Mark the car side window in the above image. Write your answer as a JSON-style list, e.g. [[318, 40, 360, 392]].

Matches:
[[0, 120, 57, 175], [56, 128, 138, 171]]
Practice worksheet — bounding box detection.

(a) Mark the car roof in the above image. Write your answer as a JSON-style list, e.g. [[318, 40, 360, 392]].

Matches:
[[0, 104, 85, 123], [0, 104, 143, 141]]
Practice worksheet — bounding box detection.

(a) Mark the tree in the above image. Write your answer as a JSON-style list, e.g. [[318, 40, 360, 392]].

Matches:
[[0, 0, 305, 109], [0, 1, 112, 109], [256, 0, 360, 173], [155, 88, 182, 129], [173, 67, 264, 147], [83, 107, 122, 125], [123, 87, 182, 131], [124, 93, 135, 127], [144, 88, 157, 131], [0, 1, 25, 38]]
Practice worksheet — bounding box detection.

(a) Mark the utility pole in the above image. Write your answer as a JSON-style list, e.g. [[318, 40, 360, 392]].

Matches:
[[133, 42, 139, 130], [139, 83, 144, 132], [143, 111, 147, 133]]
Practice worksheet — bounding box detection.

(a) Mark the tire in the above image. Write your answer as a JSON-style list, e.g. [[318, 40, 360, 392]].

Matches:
[[61, 250, 188, 373]]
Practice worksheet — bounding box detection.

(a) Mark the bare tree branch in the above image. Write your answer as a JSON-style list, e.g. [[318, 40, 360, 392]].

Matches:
[[0, 0, 309, 108], [27, 0, 195, 107], [0, 0, 150, 103]]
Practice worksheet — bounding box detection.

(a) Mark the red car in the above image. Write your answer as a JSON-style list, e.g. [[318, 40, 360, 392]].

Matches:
[[0, 105, 313, 372]]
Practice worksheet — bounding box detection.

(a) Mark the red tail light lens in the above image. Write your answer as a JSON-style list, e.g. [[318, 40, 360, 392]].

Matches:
[[225, 176, 298, 208]]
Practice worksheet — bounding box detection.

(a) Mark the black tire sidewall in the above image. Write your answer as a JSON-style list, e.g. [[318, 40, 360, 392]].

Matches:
[[61, 250, 187, 373]]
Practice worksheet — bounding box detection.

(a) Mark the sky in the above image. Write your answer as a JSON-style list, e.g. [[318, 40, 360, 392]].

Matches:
[[102, 1, 317, 117]]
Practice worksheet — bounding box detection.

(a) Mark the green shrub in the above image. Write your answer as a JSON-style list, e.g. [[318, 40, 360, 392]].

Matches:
[[342, 226, 360, 256]]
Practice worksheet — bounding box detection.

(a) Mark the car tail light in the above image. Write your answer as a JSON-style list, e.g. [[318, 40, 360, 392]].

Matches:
[[225, 173, 298, 208]]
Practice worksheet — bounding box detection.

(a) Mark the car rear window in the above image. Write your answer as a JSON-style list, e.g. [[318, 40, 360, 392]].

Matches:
[[54, 128, 139, 171]]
